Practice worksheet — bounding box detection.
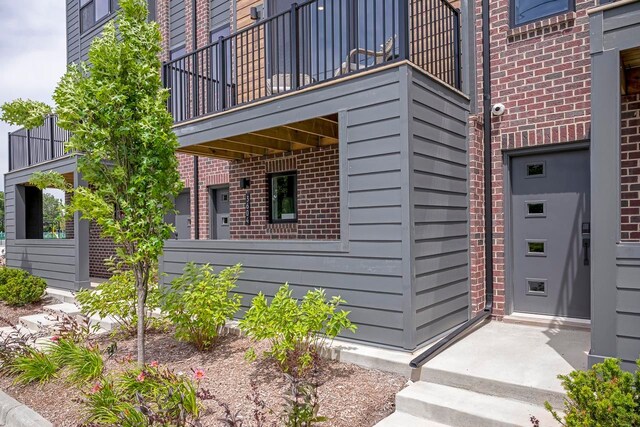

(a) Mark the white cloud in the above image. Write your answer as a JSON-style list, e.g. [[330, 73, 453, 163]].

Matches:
[[0, 0, 67, 189]]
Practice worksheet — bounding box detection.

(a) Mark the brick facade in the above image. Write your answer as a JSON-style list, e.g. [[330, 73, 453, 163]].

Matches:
[[471, 2, 593, 316], [88, 221, 118, 278], [621, 94, 640, 242], [229, 147, 340, 240]]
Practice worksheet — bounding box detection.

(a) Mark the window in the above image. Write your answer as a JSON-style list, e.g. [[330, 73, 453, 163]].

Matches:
[[511, 0, 572, 27], [269, 172, 297, 223], [80, 0, 113, 33]]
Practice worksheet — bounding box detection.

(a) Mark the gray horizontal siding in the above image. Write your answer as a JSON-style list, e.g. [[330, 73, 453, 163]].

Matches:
[[170, 0, 186, 49], [409, 67, 471, 346], [67, 0, 81, 64], [8, 241, 77, 290], [616, 245, 640, 369], [4, 156, 85, 291], [210, 0, 229, 31], [165, 66, 408, 348], [166, 65, 471, 349]]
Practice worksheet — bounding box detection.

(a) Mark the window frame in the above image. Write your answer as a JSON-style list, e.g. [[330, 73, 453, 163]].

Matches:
[[80, 0, 115, 34], [268, 171, 298, 224], [509, 0, 574, 28]]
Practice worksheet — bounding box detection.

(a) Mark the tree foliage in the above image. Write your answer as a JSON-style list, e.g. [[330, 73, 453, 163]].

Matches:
[[0, 0, 182, 364]]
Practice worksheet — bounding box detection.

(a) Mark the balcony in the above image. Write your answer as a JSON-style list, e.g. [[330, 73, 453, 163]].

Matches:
[[163, 0, 462, 124], [7, 0, 461, 171], [8, 115, 70, 172]]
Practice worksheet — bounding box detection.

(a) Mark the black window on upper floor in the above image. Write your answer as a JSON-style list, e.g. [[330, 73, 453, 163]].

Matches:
[[80, 0, 115, 33], [510, 0, 574, 27]]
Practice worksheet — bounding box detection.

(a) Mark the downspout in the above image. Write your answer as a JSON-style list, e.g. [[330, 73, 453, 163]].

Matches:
[[409, 0, 493, 369], [192, 0, 200, 240]]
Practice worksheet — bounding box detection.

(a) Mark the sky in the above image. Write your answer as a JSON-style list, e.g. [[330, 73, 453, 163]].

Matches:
[[0, 1, 67, 190]]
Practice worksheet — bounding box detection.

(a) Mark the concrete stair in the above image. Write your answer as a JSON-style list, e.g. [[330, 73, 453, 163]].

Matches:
[[394, 382, 557, 427], [45, 288, 76, 304], [19, 313, 58, 332], [374, 322, 588, 427], [374, 412, 455, 427], [43, 302, 81, 317]]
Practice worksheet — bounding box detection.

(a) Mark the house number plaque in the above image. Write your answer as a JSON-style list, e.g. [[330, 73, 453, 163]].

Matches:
[[244, 191, 251, 225]]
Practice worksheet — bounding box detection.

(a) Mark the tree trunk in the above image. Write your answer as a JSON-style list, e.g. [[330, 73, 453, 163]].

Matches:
[[137, 283, 146, 366]]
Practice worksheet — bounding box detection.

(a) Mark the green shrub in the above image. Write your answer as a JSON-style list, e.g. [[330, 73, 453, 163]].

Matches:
[[160, 262, 242, 351], [82, 363, 202, 427], [6, 347, 59, 385], [76, 270, 164, 335], [49, 338, 104, 384], [240, 284, 356, 375], [545, 358, 640, 426], [0, 267, 46, 306]]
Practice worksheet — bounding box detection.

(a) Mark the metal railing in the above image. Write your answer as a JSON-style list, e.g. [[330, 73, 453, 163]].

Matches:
[[163, 0, 461, 123], [8, 115, 70, 171]]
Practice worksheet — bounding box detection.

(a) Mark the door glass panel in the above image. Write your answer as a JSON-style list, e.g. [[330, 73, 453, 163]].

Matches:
[[527, 279, 547, 295], [526, 162, 545, 177], [526, 201, 545, 217], [527, 240, 546, 256]]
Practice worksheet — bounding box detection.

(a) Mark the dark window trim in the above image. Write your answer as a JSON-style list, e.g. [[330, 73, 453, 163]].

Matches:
[[80, 0, 116, 34], [509, 0, 574, 28], [268, 171, 298, 224]]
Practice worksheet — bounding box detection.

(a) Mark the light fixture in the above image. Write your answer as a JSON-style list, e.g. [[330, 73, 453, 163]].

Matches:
[[318, 5, 324, 11]]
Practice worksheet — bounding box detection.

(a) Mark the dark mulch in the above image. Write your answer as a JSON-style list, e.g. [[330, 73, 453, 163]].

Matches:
[[0, 297, 55, 327], [0, 329, 406, 427]]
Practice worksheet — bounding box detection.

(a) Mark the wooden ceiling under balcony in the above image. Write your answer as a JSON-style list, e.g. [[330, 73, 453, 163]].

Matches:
[[621, 48, 640, 95], [177, 114, 339, 161]]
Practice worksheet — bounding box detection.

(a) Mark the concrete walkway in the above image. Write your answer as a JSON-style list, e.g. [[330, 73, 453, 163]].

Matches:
[[377, 320, 590, 426]]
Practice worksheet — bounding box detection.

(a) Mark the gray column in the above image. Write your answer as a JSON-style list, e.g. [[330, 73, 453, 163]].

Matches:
[[73, 169, 91, 289], [589, 47, 620, 365]]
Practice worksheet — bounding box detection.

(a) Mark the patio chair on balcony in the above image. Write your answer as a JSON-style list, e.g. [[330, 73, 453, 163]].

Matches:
[[334, 36, 396, 77], [266, 73, 314, 95]]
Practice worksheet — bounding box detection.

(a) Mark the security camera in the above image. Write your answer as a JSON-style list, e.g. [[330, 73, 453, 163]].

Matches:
[[492, 103, 506, 117]]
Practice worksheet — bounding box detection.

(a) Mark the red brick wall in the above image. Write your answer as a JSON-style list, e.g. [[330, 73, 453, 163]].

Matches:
[[470, 1, 594, 316], [229, 147, 340, 240], [621, 94, 640, 242], [88, 221, 118, 278]]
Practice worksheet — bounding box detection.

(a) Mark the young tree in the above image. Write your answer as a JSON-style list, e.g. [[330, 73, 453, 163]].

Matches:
[[0, 0, 182, 364], [42, 193, 65, 235]]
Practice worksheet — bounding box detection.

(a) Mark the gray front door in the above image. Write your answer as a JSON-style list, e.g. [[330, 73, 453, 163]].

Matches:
[[210, 187, 230, 240], [175, 189, 191, 240], [511, 149, 591, 319]]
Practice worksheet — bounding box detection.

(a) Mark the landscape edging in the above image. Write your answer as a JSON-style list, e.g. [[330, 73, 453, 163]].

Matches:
[[0, 391, 52, 427]]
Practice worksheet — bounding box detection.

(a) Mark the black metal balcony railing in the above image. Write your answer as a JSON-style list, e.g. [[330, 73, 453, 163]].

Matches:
[[8, 115, 70, 171], [163, 0, 461, 123], [8, 0, 461, 171]]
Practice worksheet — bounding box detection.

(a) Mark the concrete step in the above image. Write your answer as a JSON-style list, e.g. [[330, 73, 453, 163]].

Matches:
[[419, 322, 588, 409], [503, 312, 591, 331], [45, 288, 76, 304], [374, 412, 454, 427], [43, 302, 81, 317], [89, 315, 117, 332], [18, 313, 58, 333], [395, 382, 558, 427], [0, 325, 32, 339]]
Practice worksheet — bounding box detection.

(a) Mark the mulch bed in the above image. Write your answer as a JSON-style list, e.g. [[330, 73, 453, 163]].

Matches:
[[0, 329, 407, 427], [0, 297, 55, 327]]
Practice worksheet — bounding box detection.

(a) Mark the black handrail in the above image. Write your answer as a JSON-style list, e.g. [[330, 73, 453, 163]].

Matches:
[[163, 0, 461, 124]]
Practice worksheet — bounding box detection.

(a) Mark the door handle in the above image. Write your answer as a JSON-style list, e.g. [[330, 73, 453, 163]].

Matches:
[[582, 222, 590, 266]]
